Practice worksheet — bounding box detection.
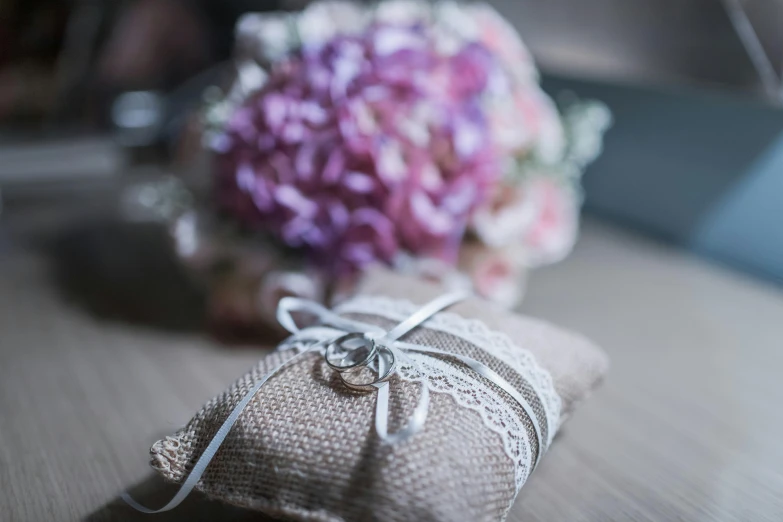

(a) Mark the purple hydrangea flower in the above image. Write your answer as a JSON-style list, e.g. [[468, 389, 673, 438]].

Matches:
[[215, 22, 503, 275]]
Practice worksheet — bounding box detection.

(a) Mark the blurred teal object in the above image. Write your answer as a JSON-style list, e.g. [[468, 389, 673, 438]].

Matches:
[[543, 75, 783, 284]]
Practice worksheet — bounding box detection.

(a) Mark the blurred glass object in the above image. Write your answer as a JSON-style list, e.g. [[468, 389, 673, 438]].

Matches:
[[120, 175, 192, 223], [171, 211, 201, 259], [111, 91, 164, 147]]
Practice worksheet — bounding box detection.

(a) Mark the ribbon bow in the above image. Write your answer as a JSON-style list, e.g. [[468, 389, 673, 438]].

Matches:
[[123, 292, 543, 513]]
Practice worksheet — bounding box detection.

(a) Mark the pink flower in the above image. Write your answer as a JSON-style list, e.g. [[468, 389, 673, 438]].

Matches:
[[469, 3, 537, 84], [470, 175, 580, 267], [391, 244, 528, 309], [519, 89, 566, 164], [459, 240, 527, 308], [471, 183, 537, 248], [523, 177, 580, 266], [486, 84, 566, 160], [215, 24, 503, 275]]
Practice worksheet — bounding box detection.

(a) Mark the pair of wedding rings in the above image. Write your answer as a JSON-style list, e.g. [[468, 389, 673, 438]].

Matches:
[[324, 332, 397, 391]]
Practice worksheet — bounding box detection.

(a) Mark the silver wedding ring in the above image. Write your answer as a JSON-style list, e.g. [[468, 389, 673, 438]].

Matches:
[[325, 332, 378, 373], [339, 345, 397, 392]]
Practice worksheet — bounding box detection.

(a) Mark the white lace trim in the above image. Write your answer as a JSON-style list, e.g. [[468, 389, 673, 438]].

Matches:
[[399, 352, 533, 490], [335, 295, 562, 492]]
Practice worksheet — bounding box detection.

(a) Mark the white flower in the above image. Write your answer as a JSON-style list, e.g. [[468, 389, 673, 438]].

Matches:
[[563, 100, 613, 167], [485, 84, 565, 160], [428, 2, 481, 55], [375, 0, 433, 26], [433, 1, 479, 41], [470, 174, 580, 267], [533, 92, 567, 164], [235, 61, 267, 97], [471, 184, 539, 248], [298, 1, 368, 48], [236, 13, 297, 63], [486, 96, 527, 153]]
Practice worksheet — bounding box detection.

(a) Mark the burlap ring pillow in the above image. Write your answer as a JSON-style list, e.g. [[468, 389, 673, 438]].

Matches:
[[150, 269, 609, 521]]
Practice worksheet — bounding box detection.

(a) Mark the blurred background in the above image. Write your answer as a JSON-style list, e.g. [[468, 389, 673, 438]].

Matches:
[[0, 0, 781, 285]]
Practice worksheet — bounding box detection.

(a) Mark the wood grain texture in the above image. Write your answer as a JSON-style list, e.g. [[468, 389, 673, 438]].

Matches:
[[1, 220, 782, 521]]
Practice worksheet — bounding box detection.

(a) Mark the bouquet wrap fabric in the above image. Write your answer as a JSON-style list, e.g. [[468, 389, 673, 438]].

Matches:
[[150, 269, 608, 521]]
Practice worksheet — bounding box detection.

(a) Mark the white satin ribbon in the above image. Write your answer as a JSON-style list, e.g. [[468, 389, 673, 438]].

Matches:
[[123, 292, 545, 513]]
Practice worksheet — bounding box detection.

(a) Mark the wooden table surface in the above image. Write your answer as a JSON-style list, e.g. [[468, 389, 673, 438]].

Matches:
[[1, 220, 782, 522]]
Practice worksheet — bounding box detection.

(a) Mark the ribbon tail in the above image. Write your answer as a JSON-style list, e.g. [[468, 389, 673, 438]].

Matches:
[[122, 348, 315, 513], [372, 347, 429, 444], [373, 380, 430, 445]]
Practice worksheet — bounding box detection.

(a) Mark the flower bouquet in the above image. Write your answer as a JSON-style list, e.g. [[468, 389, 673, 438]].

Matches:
[[150, 0, 610, 333]]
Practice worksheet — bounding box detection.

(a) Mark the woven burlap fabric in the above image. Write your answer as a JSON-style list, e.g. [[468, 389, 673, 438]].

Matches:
[[151, 311, 538, 522], [354, 268, 610, 420]]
